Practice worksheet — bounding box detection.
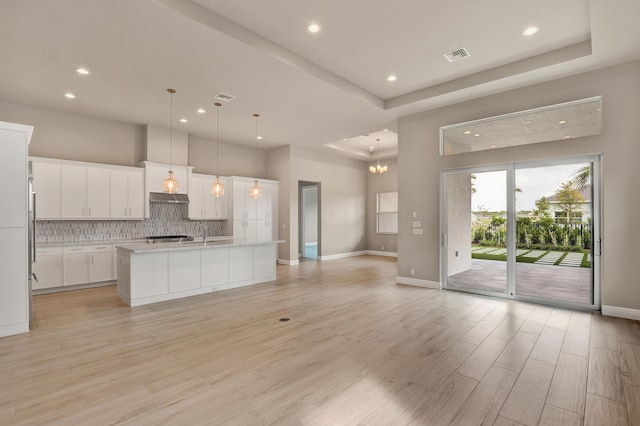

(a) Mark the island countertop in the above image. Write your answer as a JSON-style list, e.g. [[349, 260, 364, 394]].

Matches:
[[116, 239, 284, 254]]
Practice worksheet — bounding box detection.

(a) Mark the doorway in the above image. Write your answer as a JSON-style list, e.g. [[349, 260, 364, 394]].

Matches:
[[299, 181, 320, 260], [441, 156, 601, 310]]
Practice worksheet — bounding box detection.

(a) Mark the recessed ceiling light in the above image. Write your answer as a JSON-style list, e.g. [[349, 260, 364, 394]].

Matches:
[[474, 133, 480, 137], [558, 120, 566, 124], [64, 92, 76, 99], [524, 120, 532, 124], [490, 145, 497, 148], [522, 26, 540, 37], [180, 118, 188, 123], [383, 128, 388, 132], [197, 108, 206, 114], [343, 138, 348, 141], [564, 135, 571, 139], [257, 136, 263, 140], [464, 130, 471, 135], [307, 23, 320, 33], [369, 146, 375, 151], [386, 75, 397, 82], [75, 67, 90, 75]]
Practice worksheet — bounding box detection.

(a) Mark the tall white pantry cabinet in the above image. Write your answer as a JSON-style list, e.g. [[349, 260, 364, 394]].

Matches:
[[0, 121, 32, 337]]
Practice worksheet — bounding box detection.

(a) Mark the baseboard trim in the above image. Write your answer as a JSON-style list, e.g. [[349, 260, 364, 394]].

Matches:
[[396, 276, 441, 289], [0, 322, 29, 338], [278, 258, 299, 266], [318, 251, 368, 261], [602, 305, 640, 321], [365, 250, 398, 258]]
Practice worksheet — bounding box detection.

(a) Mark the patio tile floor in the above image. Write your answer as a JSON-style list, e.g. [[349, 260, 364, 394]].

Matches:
[[448, 259, 591, 305]]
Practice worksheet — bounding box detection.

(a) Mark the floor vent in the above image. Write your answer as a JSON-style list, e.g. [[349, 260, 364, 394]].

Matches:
[[443, 47, 471, 63], [279, 318, 290, 322]]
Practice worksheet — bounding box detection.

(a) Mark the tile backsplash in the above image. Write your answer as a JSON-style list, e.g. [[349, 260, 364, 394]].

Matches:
[[36, 203, 225, 244]]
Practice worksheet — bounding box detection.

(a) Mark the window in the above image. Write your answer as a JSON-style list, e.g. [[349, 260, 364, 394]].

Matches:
[[377, 192, 398, 234]]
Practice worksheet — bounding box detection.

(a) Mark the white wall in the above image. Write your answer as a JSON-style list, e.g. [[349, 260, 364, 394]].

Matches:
[[397, 58, 640, 312], [0, 99, 145, 166], [189, 134, 267, 178], [267, 145, 367, 261]]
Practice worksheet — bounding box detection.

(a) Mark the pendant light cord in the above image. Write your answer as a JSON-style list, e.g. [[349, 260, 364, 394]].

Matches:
[[167, 88, 175, 171], [254, 114, 259, 176], [215, 103, 221, 177]]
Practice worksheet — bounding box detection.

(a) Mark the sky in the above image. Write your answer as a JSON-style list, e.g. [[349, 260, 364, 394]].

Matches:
[[471, 163, 588, 212]]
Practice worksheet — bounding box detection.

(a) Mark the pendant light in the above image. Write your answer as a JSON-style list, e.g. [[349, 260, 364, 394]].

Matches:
[[369, 138, 388, 175], [163, 88, 179, 193], [211, 102, 224, 197], [249, 113, 262, 200]]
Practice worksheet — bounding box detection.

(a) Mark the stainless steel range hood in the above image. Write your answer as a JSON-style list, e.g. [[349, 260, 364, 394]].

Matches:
[[149, 192, 190, 204]]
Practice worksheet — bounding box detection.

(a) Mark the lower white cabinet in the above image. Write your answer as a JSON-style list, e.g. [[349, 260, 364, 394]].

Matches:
[[32, 247, 63, 290], [33, 244, 117, 290]]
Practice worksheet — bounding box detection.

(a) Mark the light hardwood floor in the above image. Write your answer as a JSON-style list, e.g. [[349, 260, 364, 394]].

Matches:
[[1, 255, 639, 425]]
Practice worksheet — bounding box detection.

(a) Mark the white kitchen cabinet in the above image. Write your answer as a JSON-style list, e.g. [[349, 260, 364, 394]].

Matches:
[[230, 177, 278, 241], [87, 167, 111, 218], [169, 250, 201, 292], [32, 161, 62, 219], [229, 246, 253, 283], [32, 247, 63, 290], [110, 168, 144, 219], [61, 164, 87, 218], [188, 174, 228, 220], [254, 244, 276, 279], [0, 121, 31, 338], [63, 244, 114, 286], [61, 164, 111, 219]]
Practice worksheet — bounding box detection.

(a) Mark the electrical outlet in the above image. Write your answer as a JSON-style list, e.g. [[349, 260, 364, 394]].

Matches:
[[410, 268, 415, 276]]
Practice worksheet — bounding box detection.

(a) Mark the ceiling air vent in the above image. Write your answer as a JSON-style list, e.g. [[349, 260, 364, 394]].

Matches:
[[214, 92, 236, 102], [443, 47, 470, 63]]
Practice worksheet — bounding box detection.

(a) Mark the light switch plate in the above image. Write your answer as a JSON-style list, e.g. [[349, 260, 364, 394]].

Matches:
[[412, 221, 421, 228]]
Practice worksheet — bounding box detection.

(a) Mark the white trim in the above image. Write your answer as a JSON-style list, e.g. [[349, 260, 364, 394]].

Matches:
[[0, 322, 29, 338], [602, 305, 640, 321], [396, 276, 441, 289], [278, 258, 299, 266], [365, 250, 398, 258], [318, 251, 367, 261]]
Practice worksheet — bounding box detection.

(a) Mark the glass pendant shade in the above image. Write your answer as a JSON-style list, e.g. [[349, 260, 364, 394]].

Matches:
[[163, 170, 179, 193], [211, 176, 225, 196], [249, 179, 262, 200]]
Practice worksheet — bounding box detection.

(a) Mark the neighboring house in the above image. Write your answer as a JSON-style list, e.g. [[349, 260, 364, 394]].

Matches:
[[545, 187, 591, 224]]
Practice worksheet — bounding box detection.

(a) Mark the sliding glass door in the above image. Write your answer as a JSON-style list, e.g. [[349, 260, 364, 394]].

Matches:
[[441, 156, 600, 310]]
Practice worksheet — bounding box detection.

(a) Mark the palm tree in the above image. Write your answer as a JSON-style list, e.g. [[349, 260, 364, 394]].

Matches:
[[570, 165, 590, 189]]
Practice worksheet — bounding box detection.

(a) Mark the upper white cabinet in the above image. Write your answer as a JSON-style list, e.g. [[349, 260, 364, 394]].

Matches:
[[31, 158, 145, 221], [32, 161, 62, 219], [110, 168, 144, 219], [229, 176, 278, 241], [61, 164, 111, 219], [0, 121, 32, 337], [188, 174, 228, 220]]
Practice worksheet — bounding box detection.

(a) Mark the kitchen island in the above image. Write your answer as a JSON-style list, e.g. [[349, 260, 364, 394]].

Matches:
[[116, 239, 282, 307]]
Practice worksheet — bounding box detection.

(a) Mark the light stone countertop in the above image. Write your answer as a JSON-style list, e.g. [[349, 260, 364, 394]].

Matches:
[[37, 236, 234, 248], [116, 239, 284, 254]]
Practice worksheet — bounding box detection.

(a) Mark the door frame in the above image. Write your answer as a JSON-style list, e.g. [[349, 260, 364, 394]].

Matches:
[[440, 155, 601, 311], [298, 181, 321, 260]]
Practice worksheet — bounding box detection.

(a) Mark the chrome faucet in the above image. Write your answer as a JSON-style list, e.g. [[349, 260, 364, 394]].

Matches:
[[199, 222, 207, 242]]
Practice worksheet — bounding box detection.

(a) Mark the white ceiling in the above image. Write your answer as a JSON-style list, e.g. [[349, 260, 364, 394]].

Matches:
[[0, 0, 639, 160]]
